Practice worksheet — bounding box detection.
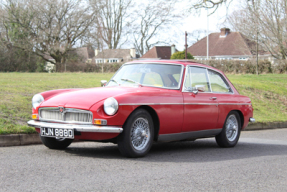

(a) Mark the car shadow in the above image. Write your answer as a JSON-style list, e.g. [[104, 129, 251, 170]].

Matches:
[[63, 138, 287, 162]]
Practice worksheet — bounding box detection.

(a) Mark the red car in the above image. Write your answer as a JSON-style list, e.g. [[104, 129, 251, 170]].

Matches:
[[28, 60, 255, 157]]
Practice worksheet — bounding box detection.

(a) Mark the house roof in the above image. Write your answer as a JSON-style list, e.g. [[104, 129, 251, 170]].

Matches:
[[95, 49, 131, 59], [187, 30, 267, 57], [141, 46, 173, 59], [74, 46, 95, 60]]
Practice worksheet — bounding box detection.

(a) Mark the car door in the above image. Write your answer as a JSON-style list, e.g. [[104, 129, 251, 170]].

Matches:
[[207, 69, 235, 128], [182, 66, 219, 132]]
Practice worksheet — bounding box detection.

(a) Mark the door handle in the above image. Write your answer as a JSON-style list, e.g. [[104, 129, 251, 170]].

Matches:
[[210, 97, 217, 100]]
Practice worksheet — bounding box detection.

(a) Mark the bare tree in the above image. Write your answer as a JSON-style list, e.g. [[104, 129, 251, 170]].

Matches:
[[0, 2, 38, 71], [193, 0, 227, 9], [189, 0, 231, 14], [2, 0, 95, 71], [90, 0, 132, 49], [132, 0, 181, 56], [188, 29, 207, 45], [227, 0, 287, 59]]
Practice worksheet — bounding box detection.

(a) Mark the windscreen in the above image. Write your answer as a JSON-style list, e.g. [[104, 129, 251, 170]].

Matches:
[[107, 63, 183, 89]]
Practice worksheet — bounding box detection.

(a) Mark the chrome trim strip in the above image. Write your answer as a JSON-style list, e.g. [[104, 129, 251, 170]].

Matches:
[[119, 103, 251, 106], [249, 118, 256, 123], [119, 103, 182, 106], [206, 68, 213, 92], [27, 120, 123, 133], [39, 107, 93, 125], [182, 65, 189, 92], [219, 103, 251, 105], [185, 103, 218, 105], [157, 129, 222, 143]]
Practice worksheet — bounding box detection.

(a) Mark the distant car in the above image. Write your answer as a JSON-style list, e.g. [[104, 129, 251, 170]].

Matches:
[[28, 60, 255, 157]]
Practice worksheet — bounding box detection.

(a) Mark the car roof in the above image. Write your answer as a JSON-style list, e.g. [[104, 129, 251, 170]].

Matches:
[[126, 60, 222, 73]]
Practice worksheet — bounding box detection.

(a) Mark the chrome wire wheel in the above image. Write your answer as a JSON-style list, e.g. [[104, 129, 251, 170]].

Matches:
[[118, 109, 154, 157], [225, 114, 238, 142], [130, 117, 151, 151]]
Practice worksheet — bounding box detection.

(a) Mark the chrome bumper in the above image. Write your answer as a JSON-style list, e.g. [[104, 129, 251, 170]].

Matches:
[[249, 118, 256, 123], [27, 120, 123, 133]]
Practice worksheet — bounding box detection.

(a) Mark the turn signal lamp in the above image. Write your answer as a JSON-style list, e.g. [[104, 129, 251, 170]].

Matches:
[[94, 119, 107, 125], [32, 114, 38, 120]]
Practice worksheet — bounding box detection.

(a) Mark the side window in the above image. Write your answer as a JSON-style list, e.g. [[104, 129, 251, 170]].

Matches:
[[208, 70, 232, 93], [184, 67, 210, 92]]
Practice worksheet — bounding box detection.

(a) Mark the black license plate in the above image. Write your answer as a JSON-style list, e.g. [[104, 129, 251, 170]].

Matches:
[[41, 127, 74, 139]]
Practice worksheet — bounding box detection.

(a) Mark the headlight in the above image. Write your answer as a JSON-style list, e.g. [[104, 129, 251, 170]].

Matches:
[[104, 97, 118, 116], [32, 94, 44, 109]]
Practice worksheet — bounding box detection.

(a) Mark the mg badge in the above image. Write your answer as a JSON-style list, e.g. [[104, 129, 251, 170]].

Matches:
[[59, 107, 65, 113]]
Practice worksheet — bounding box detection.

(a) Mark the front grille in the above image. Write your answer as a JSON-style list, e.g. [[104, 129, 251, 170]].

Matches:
[[39, 108, 93, 124]]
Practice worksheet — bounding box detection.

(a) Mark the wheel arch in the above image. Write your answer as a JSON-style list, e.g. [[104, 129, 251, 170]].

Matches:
[[123, 105, 160, 142], [231, 110, 244, 129]]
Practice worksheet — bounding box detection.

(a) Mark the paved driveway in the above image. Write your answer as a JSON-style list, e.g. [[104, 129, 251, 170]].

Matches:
[[1, 129, 287, 191]]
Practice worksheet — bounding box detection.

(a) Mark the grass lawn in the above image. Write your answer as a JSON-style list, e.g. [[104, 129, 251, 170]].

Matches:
[[0, 72, 286, 134], [227, 74, 287, 123], [0, 73, 114, 134]]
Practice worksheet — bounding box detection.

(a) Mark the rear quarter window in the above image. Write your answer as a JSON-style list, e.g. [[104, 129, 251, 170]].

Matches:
[[208, 70, 232, 93]]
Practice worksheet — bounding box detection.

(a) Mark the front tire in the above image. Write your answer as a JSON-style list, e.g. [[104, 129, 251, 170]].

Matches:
[[40, 136, 73, 149], [216, 111, 241, 148], [117, 109, 154, 158]]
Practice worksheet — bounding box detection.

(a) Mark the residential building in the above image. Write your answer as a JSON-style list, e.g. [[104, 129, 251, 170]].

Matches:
[[187, 28, 270, 61], [74, 46, 95, 63], [94, 48, 137, 64], [140, 45, 177, 59]]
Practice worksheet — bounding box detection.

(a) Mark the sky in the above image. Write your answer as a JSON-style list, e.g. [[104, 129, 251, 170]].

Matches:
[[0, 0, 241, 52], [175, 0, 241, 51]]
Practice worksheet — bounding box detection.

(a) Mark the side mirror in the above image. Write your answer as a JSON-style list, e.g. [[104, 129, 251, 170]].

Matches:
[[186, 85, 205, 95], [191, 87, 198, 95], [195, 85, 206, 92], [185, 87, 198, 94], [101, 80, 107, 87]]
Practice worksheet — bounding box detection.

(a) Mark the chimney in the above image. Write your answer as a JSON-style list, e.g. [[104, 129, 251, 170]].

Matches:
[[171, 44, 176, 55], [220, 28, 230, 37], [130, 48, 136, 58], [95, 49, 98, 56]]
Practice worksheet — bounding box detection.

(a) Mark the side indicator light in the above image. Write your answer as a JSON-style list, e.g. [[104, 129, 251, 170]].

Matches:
[[94, 119, 107, 125], [32, 114, 38, 119]]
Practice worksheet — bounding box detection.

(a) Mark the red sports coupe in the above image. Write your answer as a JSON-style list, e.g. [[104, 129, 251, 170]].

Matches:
[[28, 60, 255, 157]]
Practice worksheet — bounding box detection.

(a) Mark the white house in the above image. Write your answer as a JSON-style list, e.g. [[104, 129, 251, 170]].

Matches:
[[94, 48, 137, 64]]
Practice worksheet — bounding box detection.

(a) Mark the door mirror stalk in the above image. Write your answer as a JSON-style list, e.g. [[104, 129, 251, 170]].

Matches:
[[101, 80, 107, 87]]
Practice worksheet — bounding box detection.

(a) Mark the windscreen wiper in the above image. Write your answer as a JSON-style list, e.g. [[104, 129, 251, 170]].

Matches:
[[121, 78, 142, 87], [109, 79, 119, 85]]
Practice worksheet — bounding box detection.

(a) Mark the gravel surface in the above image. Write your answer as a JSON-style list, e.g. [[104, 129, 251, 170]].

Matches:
[[1, 129, 287, 192]]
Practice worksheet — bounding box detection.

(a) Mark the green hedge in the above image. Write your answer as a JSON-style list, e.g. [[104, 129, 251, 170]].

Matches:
[[57, 59, 287, 74], [65, 62, 124, 73], [198, 60, 287, 74]]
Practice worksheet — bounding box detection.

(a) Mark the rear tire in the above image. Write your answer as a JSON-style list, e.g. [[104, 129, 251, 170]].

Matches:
[[117, 109, 154, 158], [216, 111, 241, 148], [40, 136, 73, 149]]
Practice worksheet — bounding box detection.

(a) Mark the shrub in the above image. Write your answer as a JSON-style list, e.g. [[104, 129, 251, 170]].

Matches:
[[199, 59, 283, 74], [65, 62, 124, 73], [170, 51, 194, 59]]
